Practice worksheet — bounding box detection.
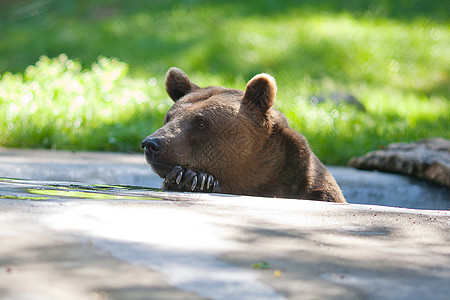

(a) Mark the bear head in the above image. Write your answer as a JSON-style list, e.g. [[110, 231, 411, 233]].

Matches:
[[142, 67, 284, 194]]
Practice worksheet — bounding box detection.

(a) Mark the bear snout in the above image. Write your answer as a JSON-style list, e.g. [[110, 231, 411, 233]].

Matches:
[[141, 137, 162, 156]]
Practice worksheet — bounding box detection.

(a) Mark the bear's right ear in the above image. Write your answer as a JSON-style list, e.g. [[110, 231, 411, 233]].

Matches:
[[243, 73, 277, 115], [165, 67, 199, 102]]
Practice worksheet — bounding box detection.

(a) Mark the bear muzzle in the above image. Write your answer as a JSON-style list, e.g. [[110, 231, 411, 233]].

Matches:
[[141, 137, 164, 166], [141, 136, 175, 177], [141, 137, 162, 155]]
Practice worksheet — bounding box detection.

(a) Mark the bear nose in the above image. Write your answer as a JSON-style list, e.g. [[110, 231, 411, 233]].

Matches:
[[141, 137, 162, 153]]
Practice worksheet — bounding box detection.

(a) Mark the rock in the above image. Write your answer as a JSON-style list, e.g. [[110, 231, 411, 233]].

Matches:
[[349, 138, 450, 187]]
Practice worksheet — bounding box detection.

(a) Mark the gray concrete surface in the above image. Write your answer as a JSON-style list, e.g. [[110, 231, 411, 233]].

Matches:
[[0, 148, 161, 188], [0, 148, 449, 299]]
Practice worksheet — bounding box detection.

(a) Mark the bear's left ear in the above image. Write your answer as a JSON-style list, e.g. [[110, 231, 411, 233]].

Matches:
[[243, 73, 277, 114], [165, 67, 199, 102]]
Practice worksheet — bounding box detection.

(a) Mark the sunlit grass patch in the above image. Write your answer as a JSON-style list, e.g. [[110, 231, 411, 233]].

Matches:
[[280, 93, 449, 164], [0, 55, 169, 152]]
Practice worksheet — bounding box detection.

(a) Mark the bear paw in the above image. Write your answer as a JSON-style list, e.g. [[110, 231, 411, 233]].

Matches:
[[162, 166, 222, 193]]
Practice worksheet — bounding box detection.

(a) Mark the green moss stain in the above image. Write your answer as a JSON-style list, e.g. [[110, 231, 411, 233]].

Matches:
[[28, 188, 161, 201]]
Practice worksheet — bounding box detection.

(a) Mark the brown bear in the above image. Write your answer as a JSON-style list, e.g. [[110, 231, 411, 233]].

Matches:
[[141, 68, 346, 203]]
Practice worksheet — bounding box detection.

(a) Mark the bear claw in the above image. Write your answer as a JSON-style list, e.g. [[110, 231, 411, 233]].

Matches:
[[206, 175, 214, 190], [176, 171, 183, 185], [213, 180, 220, 193], [163, 166, 221, 193], [199, 174, 206, 190], [191, 175, 198, 191]]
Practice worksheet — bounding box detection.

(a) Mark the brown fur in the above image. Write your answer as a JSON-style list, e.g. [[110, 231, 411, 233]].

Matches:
[[142, 68, 346, 203]]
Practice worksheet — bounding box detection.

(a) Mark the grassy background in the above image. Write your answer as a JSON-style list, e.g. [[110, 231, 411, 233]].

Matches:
[[0, 0, 449, 164]]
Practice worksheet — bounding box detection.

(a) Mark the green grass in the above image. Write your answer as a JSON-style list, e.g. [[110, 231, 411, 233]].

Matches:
[[0, 0, 449, 164], [0, 55, 169, 151]]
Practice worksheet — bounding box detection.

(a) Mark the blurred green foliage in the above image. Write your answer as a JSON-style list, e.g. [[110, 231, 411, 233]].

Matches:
[[0, 0, 449, 164], [0, 55, 168, 151]]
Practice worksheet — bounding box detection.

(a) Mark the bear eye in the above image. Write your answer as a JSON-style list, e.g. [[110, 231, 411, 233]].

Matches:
[[195, 117, 207, 130]]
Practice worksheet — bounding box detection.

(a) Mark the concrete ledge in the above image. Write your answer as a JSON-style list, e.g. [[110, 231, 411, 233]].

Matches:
[[0, 178, 449, 299]]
